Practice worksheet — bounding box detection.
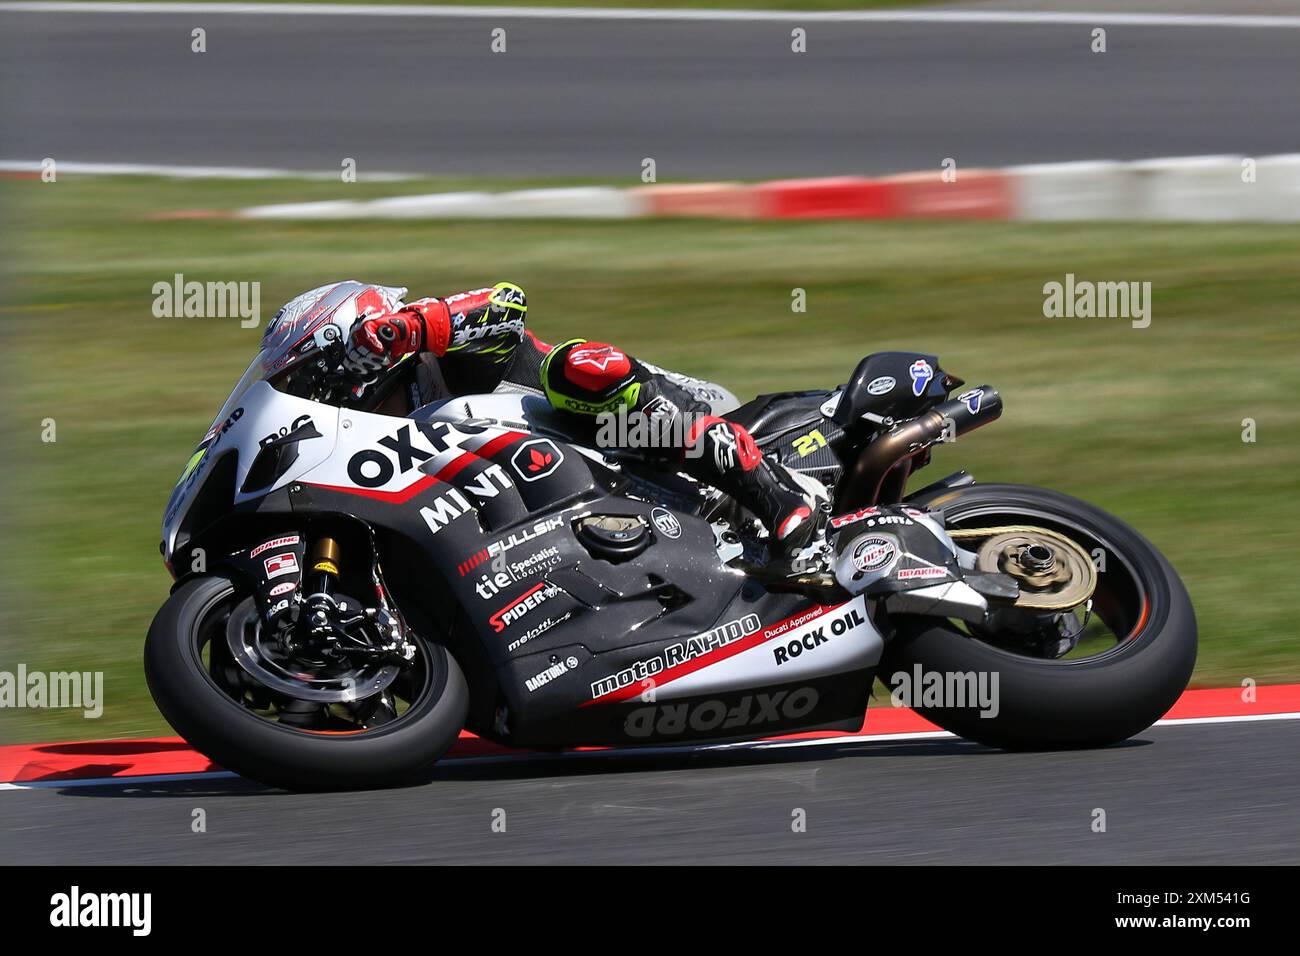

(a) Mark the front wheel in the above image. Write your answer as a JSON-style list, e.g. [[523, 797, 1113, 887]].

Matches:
[[881, 483, 1197, 749], [145, 574, 468, 790]]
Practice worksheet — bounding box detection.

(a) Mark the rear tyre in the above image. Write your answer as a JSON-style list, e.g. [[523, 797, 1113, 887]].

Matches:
[[145, 574, 468, 790], [882, 483, 1196, 749]]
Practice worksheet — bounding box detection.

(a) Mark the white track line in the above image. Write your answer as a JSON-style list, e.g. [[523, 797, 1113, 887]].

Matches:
[[0, 159, 416, 181], [3, 3, 1300, 28], [4, 711, 1297, 792], [1141, 711, 1300, 727]]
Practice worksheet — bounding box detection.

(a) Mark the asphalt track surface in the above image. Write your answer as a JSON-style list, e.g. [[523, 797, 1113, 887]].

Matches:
[[4, 719, 1295, 864], [2, 8, 1300, 178]]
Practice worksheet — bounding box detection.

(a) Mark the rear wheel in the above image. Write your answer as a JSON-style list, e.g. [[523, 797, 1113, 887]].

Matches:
[[145, 574, 468, 790], [881, 483, 1196, 749]]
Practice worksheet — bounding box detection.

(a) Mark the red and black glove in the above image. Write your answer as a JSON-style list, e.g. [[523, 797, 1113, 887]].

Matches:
[[343, 298, 451, 376]]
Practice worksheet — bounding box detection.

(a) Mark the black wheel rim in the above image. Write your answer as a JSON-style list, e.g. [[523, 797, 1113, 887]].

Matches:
[[939, 503, 1152, 664], [187, 585, 440, 737]]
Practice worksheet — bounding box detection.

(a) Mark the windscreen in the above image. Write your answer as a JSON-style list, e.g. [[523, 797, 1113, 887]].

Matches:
[[167, 353, 266, 509]]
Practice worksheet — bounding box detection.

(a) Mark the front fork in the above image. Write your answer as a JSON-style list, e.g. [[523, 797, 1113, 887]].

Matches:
[[267, 530, 415, 667], [300, 536, 343, 645]]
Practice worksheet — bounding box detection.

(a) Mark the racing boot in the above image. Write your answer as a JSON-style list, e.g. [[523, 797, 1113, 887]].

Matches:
[[683, 416, 827, 563]]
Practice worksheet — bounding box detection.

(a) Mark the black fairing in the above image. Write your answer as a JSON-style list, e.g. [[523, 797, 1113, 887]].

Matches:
[[729, 390, 831, 441], [282, 425, 876, 750], [832, 351, 948, 425], [240, 415, 322, 495]]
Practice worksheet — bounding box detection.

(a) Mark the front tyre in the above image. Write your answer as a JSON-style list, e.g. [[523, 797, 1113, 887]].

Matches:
[[882, 483, 1197, 749], [145, 575, 468, 790]]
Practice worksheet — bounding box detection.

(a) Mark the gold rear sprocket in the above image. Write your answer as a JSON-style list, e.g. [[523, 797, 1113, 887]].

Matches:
[[949, 525, 1097, 611]]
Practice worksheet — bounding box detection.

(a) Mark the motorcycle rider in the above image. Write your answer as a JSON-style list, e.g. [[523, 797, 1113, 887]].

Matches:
[[329, 280, 825, 559]]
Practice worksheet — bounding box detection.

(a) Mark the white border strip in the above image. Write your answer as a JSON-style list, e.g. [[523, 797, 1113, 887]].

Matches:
[[4, 711, 1297, 791], [0, 159, 416, 181], [3, 3, 1300, 28]]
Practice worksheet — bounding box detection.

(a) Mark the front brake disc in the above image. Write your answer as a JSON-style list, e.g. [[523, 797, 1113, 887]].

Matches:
[[225, 599, 400, 704]]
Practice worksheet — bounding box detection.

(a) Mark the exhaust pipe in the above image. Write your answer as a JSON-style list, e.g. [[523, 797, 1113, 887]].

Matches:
[[836, 385, 1002, 508]]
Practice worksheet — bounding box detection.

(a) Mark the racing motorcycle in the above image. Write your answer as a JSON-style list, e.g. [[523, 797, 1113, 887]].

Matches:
[[146, 296, 1197, 790]]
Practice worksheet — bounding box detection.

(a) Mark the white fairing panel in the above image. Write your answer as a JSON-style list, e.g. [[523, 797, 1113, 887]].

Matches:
[[659, 597, 880, 699], [416, 392, 543, 431], [229, 383, 341, 503], [587, 596, 882, 704], [295, 404, 522, 497], [163, 382, 339, 556]]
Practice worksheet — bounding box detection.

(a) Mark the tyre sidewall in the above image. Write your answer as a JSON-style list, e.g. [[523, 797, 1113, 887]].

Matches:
[[145, 575, 469, 790], [882, 483, 1197, 748]]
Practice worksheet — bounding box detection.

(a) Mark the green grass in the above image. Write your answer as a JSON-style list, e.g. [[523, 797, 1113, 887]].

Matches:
[[2, 174, 1298, 744]]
